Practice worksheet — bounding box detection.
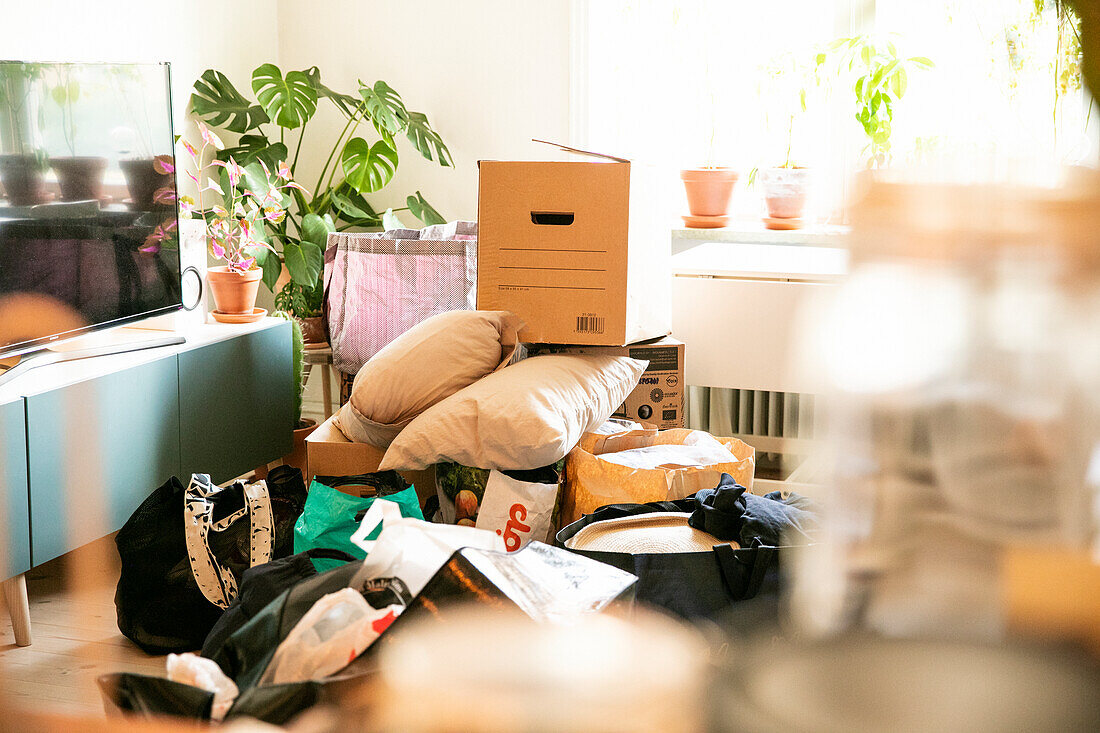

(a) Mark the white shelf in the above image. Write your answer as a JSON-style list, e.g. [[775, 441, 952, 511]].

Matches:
[[671, 241, 849, 282]]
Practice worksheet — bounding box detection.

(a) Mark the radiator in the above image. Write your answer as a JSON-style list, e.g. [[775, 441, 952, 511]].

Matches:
[[686, 386, 821, 460]]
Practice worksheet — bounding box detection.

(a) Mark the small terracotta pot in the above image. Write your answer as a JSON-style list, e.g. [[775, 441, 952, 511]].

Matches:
[[299, 315, 325, 345], [761, 167, 811, 219], [207, 265, 262, 314], [0, 154, 48, 206], [680, 167, 739, 217], [50, 156, 108, 201]]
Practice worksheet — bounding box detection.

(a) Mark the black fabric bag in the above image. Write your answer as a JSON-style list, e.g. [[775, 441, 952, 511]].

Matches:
[[556, 500, 782, 621], [115, 465, 307, 654], [200, 547, 357, 660]]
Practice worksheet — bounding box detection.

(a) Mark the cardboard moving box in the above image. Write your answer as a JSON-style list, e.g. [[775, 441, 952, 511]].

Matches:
[[530, 336, 685, 429], [306, 415, 435, 504], [477, 141, 670, 346]]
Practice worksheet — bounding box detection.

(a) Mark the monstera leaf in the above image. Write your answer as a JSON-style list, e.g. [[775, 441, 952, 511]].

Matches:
[[340, 136, 398, 193], [251, 64, 318, 129], [241, 161, 289, 208], [331, 184, 380, 225], [406, 191, 445, 225], [359, 80, 408, 136], [304, 66, 360, 118], [405, 110, 452, 166], [301, 212, 335, 249], [191, 69, 269, 133], [282, 240, 324, 287], [219, 134, 289, 173]]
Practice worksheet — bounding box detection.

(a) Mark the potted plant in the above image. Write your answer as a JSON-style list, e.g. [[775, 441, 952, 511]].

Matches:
[[823, 35, 933, 168], [274, 280, 325, 345], [0, 62, 49, 206], [180, 121, 303, 322], [46, 64, 108, 201], [680, 166, 739, 224], [189, 64, 452, 322]]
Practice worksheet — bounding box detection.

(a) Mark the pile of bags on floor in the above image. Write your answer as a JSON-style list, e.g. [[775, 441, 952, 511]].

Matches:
[[104, 303, 821, 724]]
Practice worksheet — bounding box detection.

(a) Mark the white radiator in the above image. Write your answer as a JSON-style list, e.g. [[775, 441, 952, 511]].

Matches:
[[687, 386, 822, 460]]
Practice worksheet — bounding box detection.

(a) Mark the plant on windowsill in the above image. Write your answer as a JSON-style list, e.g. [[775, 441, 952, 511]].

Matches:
[[178, 122, 304, 322], [0, 62, 49, 206], [46, 63, 109, 202], [823, 35, 934, 168], [188, 64, 452, 320], [746, 52, 820, 230]]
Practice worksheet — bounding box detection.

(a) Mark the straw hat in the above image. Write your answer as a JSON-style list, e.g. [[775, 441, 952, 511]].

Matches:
[[565, 512, 738, 554]]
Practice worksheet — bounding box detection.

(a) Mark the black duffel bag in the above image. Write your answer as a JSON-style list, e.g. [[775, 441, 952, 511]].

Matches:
[[115, 465, 307, 654], [555, 499, 782, 621]]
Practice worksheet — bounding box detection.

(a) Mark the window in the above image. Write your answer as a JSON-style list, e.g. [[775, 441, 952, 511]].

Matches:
[[574, 0, 1095, 225]]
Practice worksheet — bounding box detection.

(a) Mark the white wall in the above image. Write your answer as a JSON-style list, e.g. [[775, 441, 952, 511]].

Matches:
[[275, 0, 572, 221], [0, 0, 280, 139]]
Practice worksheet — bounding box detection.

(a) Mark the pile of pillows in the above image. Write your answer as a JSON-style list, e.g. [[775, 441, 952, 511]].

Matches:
[[333, 310, 648, 471]]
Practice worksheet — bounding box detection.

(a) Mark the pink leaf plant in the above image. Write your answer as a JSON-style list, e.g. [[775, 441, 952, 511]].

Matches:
[[179, 121, 308, 274]]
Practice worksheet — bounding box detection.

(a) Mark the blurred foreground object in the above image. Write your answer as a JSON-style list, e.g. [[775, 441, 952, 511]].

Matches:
[[713, 634, 1100, 733], [369, 606, 707, 733], [792, 171, 1100, 640]]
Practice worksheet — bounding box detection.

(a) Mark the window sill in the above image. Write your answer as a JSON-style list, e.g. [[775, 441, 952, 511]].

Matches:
[[671, 220, 849, 254]]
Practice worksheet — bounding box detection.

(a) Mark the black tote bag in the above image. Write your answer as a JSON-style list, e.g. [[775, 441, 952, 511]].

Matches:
[[115, 465, 307, 654], [556, 500, 781, 621]]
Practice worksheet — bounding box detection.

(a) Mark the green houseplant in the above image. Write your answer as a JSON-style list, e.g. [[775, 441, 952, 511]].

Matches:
[[189, 64, 451, 326], [269, 310, 316, 478], [0, 62, 48, 206], [821, 35, 933, 168]]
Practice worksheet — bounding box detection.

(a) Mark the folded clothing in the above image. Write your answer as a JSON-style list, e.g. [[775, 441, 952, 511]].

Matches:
[[689, 473, 819, 547]]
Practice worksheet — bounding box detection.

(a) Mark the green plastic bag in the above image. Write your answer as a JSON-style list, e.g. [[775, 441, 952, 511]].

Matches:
[[293, 474, 423, 572]]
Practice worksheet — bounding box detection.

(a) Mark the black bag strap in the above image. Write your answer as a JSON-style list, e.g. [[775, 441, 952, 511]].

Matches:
[[303, 548, 357, 564], [712, 541, 777, 601]]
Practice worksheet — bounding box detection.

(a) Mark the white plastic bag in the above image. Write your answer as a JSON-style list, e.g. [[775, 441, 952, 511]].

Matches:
[[261, 588, 401, 686], [166, 652, 239, 721], [475, 470, 559, 552], [349, 499, 505, 595]]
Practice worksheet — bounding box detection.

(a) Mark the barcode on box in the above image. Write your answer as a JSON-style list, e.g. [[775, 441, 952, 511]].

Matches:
[[575, 315, 605, 334]]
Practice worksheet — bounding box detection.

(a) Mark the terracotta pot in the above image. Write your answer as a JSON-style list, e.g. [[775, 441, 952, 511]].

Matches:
[[255, 417, 318, 480], [207, 265, 262, 314], [761, 167, 811, 219], [680, 167, 739, 217], [120, 157, 172, 210], [0, 154, 48, 206], [50, 156, 107, 201], [299, 315, 325, 344]]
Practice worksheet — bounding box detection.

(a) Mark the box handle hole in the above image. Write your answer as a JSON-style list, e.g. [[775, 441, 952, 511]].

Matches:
[[530, 211, 575, 226]]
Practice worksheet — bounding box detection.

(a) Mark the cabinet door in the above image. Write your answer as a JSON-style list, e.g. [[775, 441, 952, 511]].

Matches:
[[178, 322, 293, 484], [26, 357, 180, 566], [0, 397, 30, 578]]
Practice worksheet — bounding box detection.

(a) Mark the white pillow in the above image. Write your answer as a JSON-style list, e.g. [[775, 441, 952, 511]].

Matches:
[[334, 310, 523, 448], [379, 354, 648, 471]]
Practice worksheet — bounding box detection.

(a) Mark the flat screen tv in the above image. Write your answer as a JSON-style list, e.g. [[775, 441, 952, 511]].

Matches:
[[0, 61, 180, 361]]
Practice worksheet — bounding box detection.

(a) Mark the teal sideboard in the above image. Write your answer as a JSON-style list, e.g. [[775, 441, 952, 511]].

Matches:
[[1, 397, 30, 580], [1, 318, 292, 586]]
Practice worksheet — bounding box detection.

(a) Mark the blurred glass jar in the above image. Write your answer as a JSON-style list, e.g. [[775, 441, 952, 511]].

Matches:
[[789, 172, 1100, 640]]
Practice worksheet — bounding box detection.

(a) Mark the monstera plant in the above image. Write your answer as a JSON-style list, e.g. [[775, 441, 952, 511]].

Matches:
[[188, 64, 451, 315]]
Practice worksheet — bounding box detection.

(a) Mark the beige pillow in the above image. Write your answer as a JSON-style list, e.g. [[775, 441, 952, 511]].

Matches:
[[379, 354, 648, 471], [334, 310, 523, 447]]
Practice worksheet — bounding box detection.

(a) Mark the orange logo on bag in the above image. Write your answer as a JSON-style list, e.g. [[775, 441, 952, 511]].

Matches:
[[496, 503, 531, 552]]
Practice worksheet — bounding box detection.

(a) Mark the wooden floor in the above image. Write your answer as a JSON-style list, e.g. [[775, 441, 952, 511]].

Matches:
[[0, 535, 166, 718]]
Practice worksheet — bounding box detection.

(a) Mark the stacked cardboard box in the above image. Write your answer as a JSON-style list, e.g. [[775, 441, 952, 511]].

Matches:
[[478, 143, 683, 427]]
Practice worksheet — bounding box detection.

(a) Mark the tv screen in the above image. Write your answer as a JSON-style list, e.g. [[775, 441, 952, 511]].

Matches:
[[0, 61, 180, 359]]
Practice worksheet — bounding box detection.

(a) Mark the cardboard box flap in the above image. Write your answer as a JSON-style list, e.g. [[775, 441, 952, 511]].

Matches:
[[530, 138, 630, 164]]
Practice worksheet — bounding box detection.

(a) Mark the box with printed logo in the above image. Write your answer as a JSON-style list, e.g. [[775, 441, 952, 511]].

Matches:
[[529, 336, 685, 428]]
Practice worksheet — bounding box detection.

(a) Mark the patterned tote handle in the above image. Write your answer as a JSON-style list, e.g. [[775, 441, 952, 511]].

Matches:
[[184, 473, 275, 609]]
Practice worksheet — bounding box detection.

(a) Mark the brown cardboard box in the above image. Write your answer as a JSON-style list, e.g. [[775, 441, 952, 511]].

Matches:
[[305, 415, 435, 504], [530, 337, 685, 429], [477, 143, 669, 346]]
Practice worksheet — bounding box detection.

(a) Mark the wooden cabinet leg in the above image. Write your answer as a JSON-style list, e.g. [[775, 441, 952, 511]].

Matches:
[[321, 366, 333, 418], [2, 574, 32, 646]]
